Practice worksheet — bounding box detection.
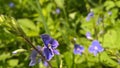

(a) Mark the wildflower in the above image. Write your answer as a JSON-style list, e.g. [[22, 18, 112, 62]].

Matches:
[[88, 40, 104, 56], [86, 12, 94, 21], [41, 34, 60, 61], [74, 44, 84, 55], [41, 34, 59, 48], [9, 2, 14, 8], [86, 32, 93, 40], [43, 46, 54, 61], [29, 46, 41, 66], [56, 8, 60, 14], [108, 11, 112, 16], [44, 61, 48, 66]]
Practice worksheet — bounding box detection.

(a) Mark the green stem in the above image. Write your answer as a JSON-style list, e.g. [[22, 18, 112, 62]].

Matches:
[[29, 0, 50, 35], [72, 53, 75, 68], [21, 35, 52, 68], [35, 0, 50, 35]]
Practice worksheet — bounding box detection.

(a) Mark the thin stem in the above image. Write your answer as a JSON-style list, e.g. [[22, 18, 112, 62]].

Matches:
[[35, 0, 50, 35], [72, 53, 75, 68], [21, 35, 52, 68]]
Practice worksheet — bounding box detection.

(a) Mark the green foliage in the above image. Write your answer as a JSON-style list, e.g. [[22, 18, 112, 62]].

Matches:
[[0, 0, 120, 68]]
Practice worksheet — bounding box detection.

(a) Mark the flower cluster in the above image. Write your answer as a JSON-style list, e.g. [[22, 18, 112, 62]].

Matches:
[[73, 40, 104, 56], [29, 34, 60, 66], [74, 32, 104, 56]]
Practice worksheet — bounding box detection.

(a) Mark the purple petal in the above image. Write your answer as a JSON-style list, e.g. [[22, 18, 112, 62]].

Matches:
[[44, 61, 48, 67], [97, 45, 104, 52], [56, 8, 60, 14], [74, 44, 84, 55], [43, 47, 54, 61], [108, 11, 112, 15], [91, 40, 101, 46], [29, 46, 41, 66], [41, 34, 52, 47], [86, 12, 94, 21], [38, 58, 41, 63], [29, 58, 36, 66], [53, 49, 60, 55], [51, 40, 59, 49], [9, 2, 14, 7], [86, 32, 92, 40], [88, 40, 104, 56], [93, 51, 98, 56], [30, 50, 38, 60]]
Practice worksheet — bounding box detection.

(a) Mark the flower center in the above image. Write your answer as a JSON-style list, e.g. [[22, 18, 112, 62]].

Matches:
[[48, 44, 52, 49], [94, 46, 98, 50], [76, 48, 80, 51]]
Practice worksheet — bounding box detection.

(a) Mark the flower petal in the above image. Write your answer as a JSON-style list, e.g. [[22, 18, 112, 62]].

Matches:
[[74, 44, 84, 55], [29, 58, 36, 66], [41, 34, 52, 47], [88, 40, 104, 56], [51, 39, 59, 49], [44, 61, 48, 67], [53, 49, 60, 55], [86, 12, 94, 21], [43, 47, 54, 61]]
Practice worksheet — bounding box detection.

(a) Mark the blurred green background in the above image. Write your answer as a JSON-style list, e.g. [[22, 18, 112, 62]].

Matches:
[[0, 0, 120, 68]]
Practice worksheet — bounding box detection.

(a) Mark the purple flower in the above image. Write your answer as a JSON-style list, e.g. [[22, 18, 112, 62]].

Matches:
[[41, 34, 59, 48], [29, 46, 41, 66], [9, 2, 14, 8], [43, 46, 54, 61], [88, 40, 104, 56], [44, 61, 48, 66], [56, 8, 60, 14], [86, 32, 93, 40], [108, 11, 112, 16], [86, 12, 94, 21], [41, 34, 60, 61], [74, 44, 84, 55], [41, 34, 52, 48]]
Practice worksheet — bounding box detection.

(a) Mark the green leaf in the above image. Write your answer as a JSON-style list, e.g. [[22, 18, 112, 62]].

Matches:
[[104, 1, 115, 10], [102, 29, 117, 48], [54, 0, 64, 8], [100, 52, 118, 67], [64, 52, 73, 68], [7, 59, 19, 67], [115, 1, 120, 8], [0, 53, 10, 60], [17, 19, 39, 36]]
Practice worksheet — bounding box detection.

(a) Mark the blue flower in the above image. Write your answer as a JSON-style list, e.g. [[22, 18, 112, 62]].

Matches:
[[74, 44, 84, 55], [9, 2, 14, 8], [41, 34, 52, 48], [86, 12, 94, 21], [41, 34, 60, 61], [43, 46, 54, 61], [29, 46, 41, 66], [56, 8, 60, 14], [108, 11, 112, 16], [86, 32, 93, 40], [44, 61, 48, 67], [41, 34, 59, 48], [88, 40, 104, 56]]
